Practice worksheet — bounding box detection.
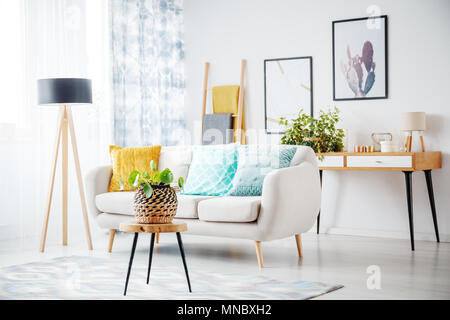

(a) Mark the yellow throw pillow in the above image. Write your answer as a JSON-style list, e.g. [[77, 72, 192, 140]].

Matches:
[[108, 145, 162, 192]]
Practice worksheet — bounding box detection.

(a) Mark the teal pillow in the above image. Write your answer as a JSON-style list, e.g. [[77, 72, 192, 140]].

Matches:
[[181, 144, 238, 196], [227, 145, 297, 196]]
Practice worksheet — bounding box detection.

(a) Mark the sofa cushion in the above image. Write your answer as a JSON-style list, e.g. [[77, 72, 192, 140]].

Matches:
[[198, 197, 261, 222], [96, 192, 213, 218], [159, 146, 192, 188], [96, 192, 134, 216], [175, 195, 215, 219], [181, 144, 238, 196], [108, 145, 161, 192], [227, 145, 296, 196]]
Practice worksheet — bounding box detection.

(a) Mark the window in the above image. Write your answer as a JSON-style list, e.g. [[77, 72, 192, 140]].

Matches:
[[0, 1, 23, 127]]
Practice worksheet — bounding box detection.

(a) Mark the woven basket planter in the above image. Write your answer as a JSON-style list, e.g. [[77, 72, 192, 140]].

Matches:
[[133, 184, 178, 224]]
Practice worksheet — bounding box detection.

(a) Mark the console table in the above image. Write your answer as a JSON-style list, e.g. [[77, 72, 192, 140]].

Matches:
[[316, 151, 442, 251]]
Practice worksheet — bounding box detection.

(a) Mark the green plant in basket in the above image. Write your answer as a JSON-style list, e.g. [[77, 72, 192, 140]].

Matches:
[[280, 107, 345, 158], [121, 160, 184, 198]]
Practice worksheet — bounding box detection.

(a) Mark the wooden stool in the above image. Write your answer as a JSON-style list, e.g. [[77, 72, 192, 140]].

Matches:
[[119, 221, 191, 296]]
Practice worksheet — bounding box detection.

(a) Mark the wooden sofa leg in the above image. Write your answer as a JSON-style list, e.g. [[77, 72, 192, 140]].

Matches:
[[254, 241, 264, 268], [295, 234, 303, 258], [156, 232, 160, 244], [108, 229, 116, 253]]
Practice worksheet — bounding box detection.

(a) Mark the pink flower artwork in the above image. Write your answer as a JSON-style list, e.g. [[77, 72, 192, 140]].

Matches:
[[340, 41, 376, 97]]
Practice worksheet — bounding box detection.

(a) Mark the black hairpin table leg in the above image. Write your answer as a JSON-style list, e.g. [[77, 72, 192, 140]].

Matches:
[[317, 169, 323, 234], [147, 233, 156, 284], [424, 170, 440, 242], [119, 222, 189, 296], [403, 171, 415, 251], [176, 232, 192, 293], [124, 232, 139, 296]]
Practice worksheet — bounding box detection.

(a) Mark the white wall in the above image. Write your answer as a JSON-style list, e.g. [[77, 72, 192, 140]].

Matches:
[[184, 0, 450, 241]]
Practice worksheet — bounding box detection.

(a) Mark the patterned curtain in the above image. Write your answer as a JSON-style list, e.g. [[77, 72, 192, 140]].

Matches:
[[110, 0, 185, 147]]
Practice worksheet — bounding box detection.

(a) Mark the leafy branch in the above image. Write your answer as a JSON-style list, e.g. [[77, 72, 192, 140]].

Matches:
[[121, 160, 184, 198], [280, 107, 344, 156]]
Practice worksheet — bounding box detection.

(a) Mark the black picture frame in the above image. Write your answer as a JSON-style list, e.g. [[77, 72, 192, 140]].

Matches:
[[332, 15, 388, 101], [264, 56, 313, 134]]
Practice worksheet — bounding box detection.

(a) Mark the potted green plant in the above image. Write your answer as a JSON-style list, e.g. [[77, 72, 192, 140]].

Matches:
[[280, 107, 345, 156], [124, 160, 184, 224]]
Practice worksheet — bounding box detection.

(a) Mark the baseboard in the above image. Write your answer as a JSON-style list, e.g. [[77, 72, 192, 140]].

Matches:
[[317, 226, 450, 243]]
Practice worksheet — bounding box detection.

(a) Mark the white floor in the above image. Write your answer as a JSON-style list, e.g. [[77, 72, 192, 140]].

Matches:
[[1, 231, 449, 299]]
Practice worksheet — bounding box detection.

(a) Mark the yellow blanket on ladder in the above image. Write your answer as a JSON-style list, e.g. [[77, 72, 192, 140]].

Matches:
[[212, 85, 246, 143]]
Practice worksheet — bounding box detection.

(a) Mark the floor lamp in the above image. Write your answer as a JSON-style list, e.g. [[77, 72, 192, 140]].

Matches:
[[38, 78, 94, 252]]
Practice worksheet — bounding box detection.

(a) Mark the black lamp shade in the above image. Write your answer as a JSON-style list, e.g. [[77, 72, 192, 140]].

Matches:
[[37, 78, 92, 105]]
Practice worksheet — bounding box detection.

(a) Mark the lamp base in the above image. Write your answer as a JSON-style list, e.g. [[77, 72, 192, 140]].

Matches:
[[40, 104, 93, 252], [403, 131, 426, 152]]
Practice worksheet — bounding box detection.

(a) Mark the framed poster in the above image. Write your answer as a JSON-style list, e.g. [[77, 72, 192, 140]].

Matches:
[[332, 15, 388, 100], [264, 56, 313, 134]]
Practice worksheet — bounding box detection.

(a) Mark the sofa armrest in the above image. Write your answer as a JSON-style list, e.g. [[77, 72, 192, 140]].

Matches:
[[256, 162, 321, 241], [84, 165, 112, 218]]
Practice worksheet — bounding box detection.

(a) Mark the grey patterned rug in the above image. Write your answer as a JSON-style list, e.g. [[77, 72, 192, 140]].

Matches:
[[0, 256, 342, 300]]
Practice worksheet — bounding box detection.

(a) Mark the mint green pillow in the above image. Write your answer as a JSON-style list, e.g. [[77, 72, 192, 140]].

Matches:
[[181, 144, 238, 196], [227, 145, 297, 196]]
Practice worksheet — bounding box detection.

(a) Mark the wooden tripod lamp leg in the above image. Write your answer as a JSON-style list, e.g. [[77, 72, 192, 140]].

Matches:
[[61, 106, 69, 246], [66, 106, 93, 250], [404, 131, 412, 152], [420, 135, 425, 152], [40, 106, 65, 252]]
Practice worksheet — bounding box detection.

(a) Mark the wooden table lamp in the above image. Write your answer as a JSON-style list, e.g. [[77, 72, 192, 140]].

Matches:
[[37, 78, 93, 252], [400, 112, 426, 152]]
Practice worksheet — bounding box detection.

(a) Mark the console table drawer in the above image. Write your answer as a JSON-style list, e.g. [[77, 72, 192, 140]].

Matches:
[[347, 156, 412, 168], [318, 156, 344, 167]]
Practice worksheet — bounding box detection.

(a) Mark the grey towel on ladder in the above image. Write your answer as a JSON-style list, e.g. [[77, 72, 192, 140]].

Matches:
[[202, 113, 234, 145]]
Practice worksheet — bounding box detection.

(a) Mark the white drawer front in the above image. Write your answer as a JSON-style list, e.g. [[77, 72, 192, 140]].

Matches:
[[318, 156, 344, 167], [347, 156, 412, 168]]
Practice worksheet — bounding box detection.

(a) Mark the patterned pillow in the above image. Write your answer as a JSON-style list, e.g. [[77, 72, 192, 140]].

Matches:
[[181, 144, 238, 196], [227, 145, 297, 196]]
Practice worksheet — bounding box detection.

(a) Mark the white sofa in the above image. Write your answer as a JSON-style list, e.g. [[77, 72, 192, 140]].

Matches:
[[85, 145, 321, 267]]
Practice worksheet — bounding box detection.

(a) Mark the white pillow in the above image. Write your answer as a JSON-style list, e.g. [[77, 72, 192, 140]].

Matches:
[[158, 146, 192, 186]]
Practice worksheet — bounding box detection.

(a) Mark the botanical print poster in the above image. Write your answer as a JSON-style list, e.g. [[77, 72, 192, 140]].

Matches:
[[333, 16, 387, 100]]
